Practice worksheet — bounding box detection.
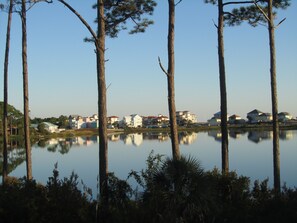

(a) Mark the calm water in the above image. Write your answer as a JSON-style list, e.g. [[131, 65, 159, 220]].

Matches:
[[6, 129, 297, 195]]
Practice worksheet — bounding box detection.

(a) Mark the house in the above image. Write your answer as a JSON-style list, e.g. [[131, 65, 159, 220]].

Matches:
[[108, 116, 119, 125], [258, 113, 272, 122], [69, 115, 84, 129], [208, 111, 230, 126], [247, 109, 264, 123], [42, 122, 59, 133], [278, 112, 293, 122], [88, 114, 99, 128], [120, 114, 143, 128], [176, 111, 197, 125], [228, 114, 245, 124], [213, 111, 230, 120], [69, 114, 99, 129], [208, 117, 221, 126], [143, 114, 169, 128]]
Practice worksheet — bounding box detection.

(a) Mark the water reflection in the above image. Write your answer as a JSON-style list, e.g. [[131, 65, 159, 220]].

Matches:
[[34, 130, 297, 151], [0, 140, 26, 175], [208, 130, 222, 142], [1, 130, 296, 181], [248, 131, 273, 143]]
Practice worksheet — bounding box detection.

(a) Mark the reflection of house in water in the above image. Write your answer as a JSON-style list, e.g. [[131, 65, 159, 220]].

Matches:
[[108, 134, 120, 142], [208, 130, 223, 142], [279, 130, 294, 140], [69, 136, 98, 146], [229, 129, 247, 139], [121, 133, 143, 146], [248, 131, 273, 143], [179, 132, 198, 145], [143, 132, 170, 142]]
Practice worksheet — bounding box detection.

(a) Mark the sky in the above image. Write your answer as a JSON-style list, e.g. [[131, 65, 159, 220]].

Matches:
[[0, 0, 296, 122]]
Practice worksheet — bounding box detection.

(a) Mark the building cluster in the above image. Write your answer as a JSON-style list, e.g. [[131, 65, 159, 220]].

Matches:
[[68, 111, 197, 130], [37, 109, 295, 133], [207, 109, 294, 126]]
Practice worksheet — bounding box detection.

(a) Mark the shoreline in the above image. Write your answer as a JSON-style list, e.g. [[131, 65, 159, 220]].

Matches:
[[38, 122, 297, 139]]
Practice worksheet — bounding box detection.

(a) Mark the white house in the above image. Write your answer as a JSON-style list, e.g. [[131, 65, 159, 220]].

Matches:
[[120, 114, 143, 128], [108, 116, 119, 124], [208, 117, 221, 126], [69, 115, 84, 129], [208, 111, 231, 126], [69, 114, 99, 129], [176, 111, 197, 125], [42, 122, 59, 133]]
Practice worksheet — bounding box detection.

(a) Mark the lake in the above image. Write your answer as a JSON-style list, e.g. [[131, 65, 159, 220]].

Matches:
[[4, 129, 297, 195]]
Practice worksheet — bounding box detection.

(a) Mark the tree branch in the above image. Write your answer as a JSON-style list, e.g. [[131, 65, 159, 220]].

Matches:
[[275, 17, 286, 29], [254, 0, 270, 23], [158, 57, 169, 76], [212, 19, 218, 29], [223, 0, 258, 6], [57, 0, 99, 49], [175, 0, 183, 6]]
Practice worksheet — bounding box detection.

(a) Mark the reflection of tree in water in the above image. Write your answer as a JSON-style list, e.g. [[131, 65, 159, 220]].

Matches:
[[38, 140, 47, 148], [58, 141, 71, 154], [0, 145, 26, 176], [47, 144, 59, 153]]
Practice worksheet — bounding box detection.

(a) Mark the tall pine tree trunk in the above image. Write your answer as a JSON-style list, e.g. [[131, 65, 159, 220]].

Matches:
[[167, 0, 180, 160], [218, 0, 229, 174], [97, 0, 109, 216], [22, 0, 32, 180], [2, 0, 14, 184], [268, 0, 280, 192]]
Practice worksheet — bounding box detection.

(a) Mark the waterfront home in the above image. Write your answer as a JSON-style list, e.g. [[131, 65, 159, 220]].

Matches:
[[69, 115, 84, 129], [208, 117, 221, 126], [108, 116, 119, 125], [120, 114, 143, 128], [213, 111, 230, 119], [176, 111, 197, 125], [42, 122, 59, 133], [143, 114, 169, 127], [228, 114, 245, 124], [278, 112, 293, 122], [258, 113, 273, 122], [247, 109, 264, 123], [69, 114, 98, 129]]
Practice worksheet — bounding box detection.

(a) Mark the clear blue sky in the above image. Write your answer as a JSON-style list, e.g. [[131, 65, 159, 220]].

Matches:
[[0, 0, 296, 122]]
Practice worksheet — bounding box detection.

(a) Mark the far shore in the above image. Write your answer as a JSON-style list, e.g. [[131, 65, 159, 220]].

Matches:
[[36, 122, 297, 139]]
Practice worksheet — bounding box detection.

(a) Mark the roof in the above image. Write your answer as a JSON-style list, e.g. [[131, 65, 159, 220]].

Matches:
[[278, 112, 290, 115], [247, 109, 263, 114], [109, 116, 119, 118], [42, 122, 58, 128], [259, 113, 272, 117]]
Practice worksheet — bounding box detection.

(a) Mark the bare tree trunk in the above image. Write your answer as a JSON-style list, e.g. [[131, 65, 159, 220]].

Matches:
[[56, 0, 109, 220], [167, 0, 180, 160], [97, 0, 109, 219], [21, 0, 32, 180], [218, 0, 229, 174], [2, 0, 14, 184], [268, 0, 280, 193]]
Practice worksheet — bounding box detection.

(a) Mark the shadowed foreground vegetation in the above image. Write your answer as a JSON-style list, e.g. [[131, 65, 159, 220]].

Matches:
[[1, 153, 297, 223]]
